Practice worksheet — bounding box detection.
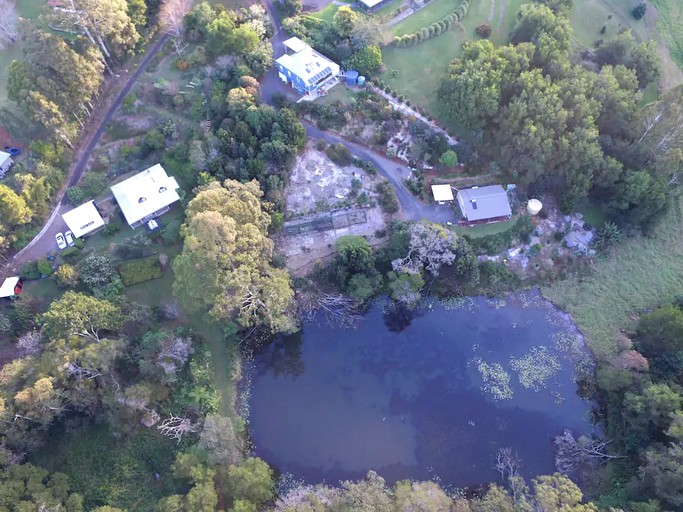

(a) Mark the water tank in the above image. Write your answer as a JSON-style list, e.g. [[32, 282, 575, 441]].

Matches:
[[346, 70, 359, 86], [357, 75, 366, 87], [527, 199, 543, 215]]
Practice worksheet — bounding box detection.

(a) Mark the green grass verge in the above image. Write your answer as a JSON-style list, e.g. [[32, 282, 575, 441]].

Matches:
[[455, 216, 518, 238], [309, 3, 340, 22], [650, 0, 683, 70], [543, 197, 683, 360]]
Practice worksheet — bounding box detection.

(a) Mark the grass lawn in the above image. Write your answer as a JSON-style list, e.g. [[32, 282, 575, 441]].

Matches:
[[391, 0, 460, 36], [309, 3, 341, 22], [380, 0, 523, 127], [580, 204, 608, 228], [543, 197, 683, 360], [319, 84, 357, 104], [571, 0, 683, 90], [455, 216, 518, 238]]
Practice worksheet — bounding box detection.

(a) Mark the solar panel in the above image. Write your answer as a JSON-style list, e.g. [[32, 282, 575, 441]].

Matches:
[[308, 67, 331, 85]]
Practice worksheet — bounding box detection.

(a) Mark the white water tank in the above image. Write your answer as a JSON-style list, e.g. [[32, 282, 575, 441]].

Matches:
[[527, 199, 543, 215]]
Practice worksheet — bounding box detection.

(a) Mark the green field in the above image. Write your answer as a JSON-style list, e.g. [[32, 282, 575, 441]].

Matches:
[[391, 0, 462, 36], [650, 0, 683, 69], [380, 0, 522, 123], [543, 198, 683, 360], [455, 216, 518, 238]]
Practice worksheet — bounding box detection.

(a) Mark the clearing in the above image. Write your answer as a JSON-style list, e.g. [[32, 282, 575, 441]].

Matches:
[[543, 197, 683, 360], [279, 144, 392, 275]]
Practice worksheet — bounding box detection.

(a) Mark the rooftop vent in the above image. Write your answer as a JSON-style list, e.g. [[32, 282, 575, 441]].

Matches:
[[471, 199, 478, 210], [138, 197, 147, 203], [159, 186, 167, 193]]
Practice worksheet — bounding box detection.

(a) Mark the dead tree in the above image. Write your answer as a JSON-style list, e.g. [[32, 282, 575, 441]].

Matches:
[[554, 429, 623, 475], [495, 447, 521, 480], [301, 292, 362, 329], [159, 0, 192, 55], [16, 331, 43, 357], [157, 415, 197, 443]]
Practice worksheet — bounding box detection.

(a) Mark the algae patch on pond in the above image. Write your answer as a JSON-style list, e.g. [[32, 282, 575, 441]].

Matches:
[[248, 292, 594, 487]]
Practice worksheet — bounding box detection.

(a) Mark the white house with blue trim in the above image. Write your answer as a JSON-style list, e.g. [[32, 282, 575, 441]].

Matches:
[[275, 37, 340, 96]]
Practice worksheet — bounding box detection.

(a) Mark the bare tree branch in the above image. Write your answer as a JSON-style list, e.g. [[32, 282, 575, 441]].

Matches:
[[157, 415, 198, 443]]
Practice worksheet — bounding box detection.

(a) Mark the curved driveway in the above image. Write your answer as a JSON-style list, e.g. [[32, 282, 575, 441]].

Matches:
[[304, 123, 456, 223]]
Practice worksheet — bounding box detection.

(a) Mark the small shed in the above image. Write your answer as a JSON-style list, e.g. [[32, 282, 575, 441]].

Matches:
[[358, 0, 392, 12], [0, 277, 22, 299], [0, 151, 13, 178], [62, 200, 106, 238], [457, 185, 512, 223], [431, 184, 454, 203]]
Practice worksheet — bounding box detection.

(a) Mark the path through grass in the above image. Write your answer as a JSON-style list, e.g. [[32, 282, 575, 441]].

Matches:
[[543, 198, 683, 360]]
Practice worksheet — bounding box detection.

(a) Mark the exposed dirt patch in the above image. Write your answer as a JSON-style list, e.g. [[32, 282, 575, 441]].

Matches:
[[278, 208, 389, 276], [287, 144, 382, 215], [113, 113, 158, 133]]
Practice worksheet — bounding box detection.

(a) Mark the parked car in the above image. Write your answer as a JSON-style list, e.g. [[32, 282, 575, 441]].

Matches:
[[3, 147, 20, 156], [55, 232, 67, 250], [64, 231, 75, 247]]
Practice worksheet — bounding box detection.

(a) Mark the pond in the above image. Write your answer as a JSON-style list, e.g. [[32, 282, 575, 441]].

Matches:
[[247, 292, 595, 488]]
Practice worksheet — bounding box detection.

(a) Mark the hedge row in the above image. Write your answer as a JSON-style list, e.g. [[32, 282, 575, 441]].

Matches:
[[117, 256, 163, 286], [391, 0, 470, 47]]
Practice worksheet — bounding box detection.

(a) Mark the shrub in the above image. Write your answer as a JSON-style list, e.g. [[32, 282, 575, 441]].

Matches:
[[325, 143, 353, 166], [476, 23, 492, 38], [55, 264, 79, 287], [466, 215, 533, 255], [384, 86, 391, 93], [406, 100, 411, 106], [122, 92, 137, 114], [631, 2, 646, 19], [103, 223, 121, 237], [376, 180, 400, 213], [175, 58, 191, 70], [117, 256, 163, 287], [393, 36, 401, 46], [398, 94, 405, 102], [67, 187, 85, 205]]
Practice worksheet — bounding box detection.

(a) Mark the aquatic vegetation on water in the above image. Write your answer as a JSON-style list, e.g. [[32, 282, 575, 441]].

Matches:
[[510, 346, 561, 391], [552, 331, 594, 383], [440, 297, 479, 311], [472, 357, 513, 401], [486, 298, 507, 309]]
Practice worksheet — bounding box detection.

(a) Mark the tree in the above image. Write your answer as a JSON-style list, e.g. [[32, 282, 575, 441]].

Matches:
[[198, 413, 239, 465], [475, 23, 492, 38], [159, 0, 192, 54], [46, 0, 140, 65], [42, 291, 122, 343], [77, 253, 118, 290], [55, 264, 80, 287], [439, 150, 458, 167], [637, 305, 683, 356], [632, 2, 646, 19], [0, 464, 84, 511], [0, 0, 19, 50], [640, 443, 683, 508], [127, 0, 147, 29], [391, 221, 459, 276], [345, 45, 383, 76], [333, 6, 358, 38], [388, 271, 424, 308], [0, 184, 32, 226], [510, 3, 572, 69], [532, 473, 598, 511], [624, 383, 683, 440], [173, 180, 296, 333], [277, 0, 302, 17], [334, 235, 378, 290], [227, 457, 275, 506], [394, 480, 452, 511], [339, 471, 393, 511]]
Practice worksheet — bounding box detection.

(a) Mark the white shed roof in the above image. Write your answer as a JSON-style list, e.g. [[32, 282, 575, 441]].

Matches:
[[62, 200, 105, 238], [0, 277, 20, 298], [283, 36, 308, 54], [359, 0, 384, 7], [431, 184, 454, 202], [0, 151, 11, 165], [111, 164, 180, 227]]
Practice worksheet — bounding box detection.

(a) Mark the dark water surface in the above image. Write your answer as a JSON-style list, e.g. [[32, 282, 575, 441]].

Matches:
[[248, 292, 594, 487]]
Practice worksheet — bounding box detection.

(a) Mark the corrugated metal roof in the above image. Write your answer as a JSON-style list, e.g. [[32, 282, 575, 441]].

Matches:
[[62, 200, 105, 238], [458, 185, 512, 221]]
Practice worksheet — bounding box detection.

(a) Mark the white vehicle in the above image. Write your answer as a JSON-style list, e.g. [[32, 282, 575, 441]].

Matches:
[[55, 232, 67, 250], [64, 231, 75, 247]]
